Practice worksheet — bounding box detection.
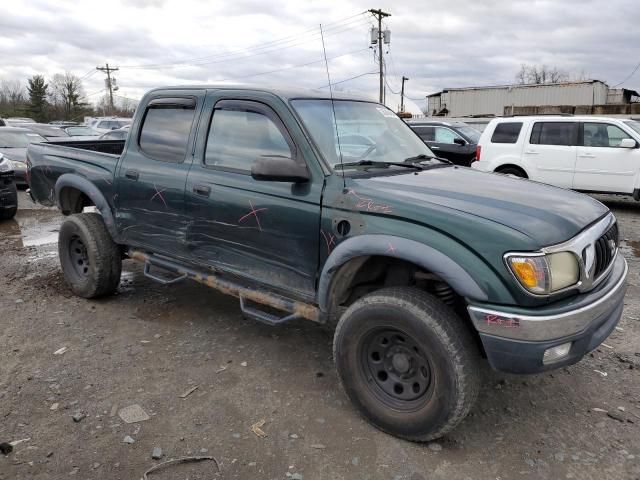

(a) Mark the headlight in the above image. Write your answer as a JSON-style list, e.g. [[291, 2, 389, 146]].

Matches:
[[0, 154, 11, 173], [506, 251, 579, 295], [9, 160, 26, 170]]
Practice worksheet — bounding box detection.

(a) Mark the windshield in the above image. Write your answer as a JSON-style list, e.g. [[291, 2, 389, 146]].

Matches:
[[66, 127, 96, 136], [291, 99, 435, 169], [455, 125, 481, 143], [0, 131, 46, 147], [624, 120, 640, 135]]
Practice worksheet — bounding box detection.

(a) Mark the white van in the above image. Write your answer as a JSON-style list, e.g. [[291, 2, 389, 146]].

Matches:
[[472, 116, 640, 198]]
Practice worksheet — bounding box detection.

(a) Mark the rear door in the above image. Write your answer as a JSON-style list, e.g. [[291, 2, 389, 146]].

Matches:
[[524, 121, 578, 188], [184, 92, 323, 297], [115, 91, 205, 257], [573, 121, 639, 194]]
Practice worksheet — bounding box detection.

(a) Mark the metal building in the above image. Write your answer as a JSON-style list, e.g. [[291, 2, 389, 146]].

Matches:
[[426, 80, 638, 117]]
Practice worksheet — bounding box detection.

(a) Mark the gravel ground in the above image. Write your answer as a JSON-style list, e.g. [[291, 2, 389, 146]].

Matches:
[[0, 191, 639, 480]]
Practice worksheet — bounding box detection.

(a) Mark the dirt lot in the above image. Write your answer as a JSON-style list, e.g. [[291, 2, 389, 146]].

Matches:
[[1, 191, 639, 480]]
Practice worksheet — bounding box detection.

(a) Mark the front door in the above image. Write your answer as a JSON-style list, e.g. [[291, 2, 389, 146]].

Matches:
[[525, 121, 578, 188], [184, 94, 323, 298], [115, 92, 204, 257], [573, 122, 639, 194]]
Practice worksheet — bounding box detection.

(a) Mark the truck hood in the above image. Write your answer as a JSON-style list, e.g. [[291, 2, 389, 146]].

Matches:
[[358, 166, 609, 246]]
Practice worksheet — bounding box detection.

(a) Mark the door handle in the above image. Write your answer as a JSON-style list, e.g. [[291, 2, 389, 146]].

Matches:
[[431, 146, 440, 150], [125, 169, 139, 180], [193, 185, 211, 197], [578, 153, 595, 158], [524, 150, 539, 154]]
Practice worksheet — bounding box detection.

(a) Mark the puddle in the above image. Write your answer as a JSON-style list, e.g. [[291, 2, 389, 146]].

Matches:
[[0, 209, 63, 251]]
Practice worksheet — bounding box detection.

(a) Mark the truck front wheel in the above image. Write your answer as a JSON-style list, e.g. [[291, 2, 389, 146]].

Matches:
[[58, 213, 122, 298], [333, 287, 481, 441]]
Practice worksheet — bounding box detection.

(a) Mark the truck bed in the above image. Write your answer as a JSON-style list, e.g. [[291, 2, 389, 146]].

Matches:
[[27, 140, 124, 207]]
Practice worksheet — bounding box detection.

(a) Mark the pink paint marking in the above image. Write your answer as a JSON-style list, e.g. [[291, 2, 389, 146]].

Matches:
[[150, 184, 168, 208], [387, 242, 396, 254], [346, 189, 392, 214], [238, 200, 267, 231], [320, 229, 336, 254]]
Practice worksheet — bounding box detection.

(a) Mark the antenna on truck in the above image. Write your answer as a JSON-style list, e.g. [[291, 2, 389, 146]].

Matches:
[[319, 23, 346, 189]]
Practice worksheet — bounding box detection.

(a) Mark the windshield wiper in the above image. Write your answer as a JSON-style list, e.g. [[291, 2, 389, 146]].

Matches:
[[336, 159, 424, 171], [403, 154, 452, 165]]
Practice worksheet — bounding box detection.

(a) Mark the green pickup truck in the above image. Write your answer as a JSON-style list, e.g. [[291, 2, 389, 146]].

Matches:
[[27, 86, 627, 441]]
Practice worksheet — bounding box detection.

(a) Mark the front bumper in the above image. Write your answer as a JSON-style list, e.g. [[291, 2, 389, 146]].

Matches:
[[467, 254, 628, 374]]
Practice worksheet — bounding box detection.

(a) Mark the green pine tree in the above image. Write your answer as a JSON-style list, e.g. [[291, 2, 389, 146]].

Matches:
[[27, 75, 49, 122]]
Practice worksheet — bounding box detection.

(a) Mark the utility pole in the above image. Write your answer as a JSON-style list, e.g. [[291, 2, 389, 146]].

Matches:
[[369, 8, 391, 104], [400, 76, 408, 112], [96, 63, 119, 115]]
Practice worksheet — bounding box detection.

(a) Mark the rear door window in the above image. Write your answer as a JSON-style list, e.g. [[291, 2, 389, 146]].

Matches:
[[139, 102, 196, 163], [412, 126, 435, 142], [491, 122, 522, 143], [530, 122, 578, 146]]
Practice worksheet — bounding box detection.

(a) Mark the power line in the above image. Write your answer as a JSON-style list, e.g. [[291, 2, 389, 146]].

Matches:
[[613, 61, 640, 88], [119, 12, 368, 70], [318, 70, 378, 89], [218, 47, 369, 83]]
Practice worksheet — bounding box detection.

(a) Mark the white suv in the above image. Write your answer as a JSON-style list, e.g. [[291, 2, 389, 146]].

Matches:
[[472, 116, 640, 198]]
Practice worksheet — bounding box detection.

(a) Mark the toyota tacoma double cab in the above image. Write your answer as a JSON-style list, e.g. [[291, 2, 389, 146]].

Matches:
[[27, 86, 627, 441]]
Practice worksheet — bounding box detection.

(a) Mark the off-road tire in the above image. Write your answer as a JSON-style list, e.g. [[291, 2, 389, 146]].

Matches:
[[58, 213, 121, 298], [333, 287, 481, 441], [496, 166, 527, 178], [0, 182, 18, 220]]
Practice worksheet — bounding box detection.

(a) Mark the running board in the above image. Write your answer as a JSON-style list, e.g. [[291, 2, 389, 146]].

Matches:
[[128, 250, 320, 324]]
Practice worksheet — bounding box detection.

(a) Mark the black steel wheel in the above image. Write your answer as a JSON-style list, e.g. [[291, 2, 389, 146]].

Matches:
[[360, 327, 434, 411], [68, 235, 90, 278], [333, 287, 481, 441]]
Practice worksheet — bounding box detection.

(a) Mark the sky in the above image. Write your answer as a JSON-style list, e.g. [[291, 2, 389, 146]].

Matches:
[[1, 0, 639, 114]]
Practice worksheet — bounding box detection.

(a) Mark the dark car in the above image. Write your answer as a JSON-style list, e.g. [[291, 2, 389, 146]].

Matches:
[[21, 123, 71, 140], [406, 120, 481, 166], [0, 127, 46, 185], [99, 128, 129, 140], [0, 154, 18, 220]]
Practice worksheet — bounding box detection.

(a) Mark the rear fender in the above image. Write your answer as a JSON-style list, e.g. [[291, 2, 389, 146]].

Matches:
[[55, 173, 118, 240]]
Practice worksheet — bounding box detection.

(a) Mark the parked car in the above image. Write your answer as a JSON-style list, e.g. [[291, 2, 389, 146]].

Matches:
[[406, 120, 481, 166], [91, 118, 132, 134], [0, 118, 6, 127], [49, 121, 79, 126], [0, 154, 18, 220], [472, 116, 640, 198], [99, 128, 129, 140], [0, 127, 46, 185], [5, 117, 36, 125], [61, 125, 100, 137], [20, 123, 71, 140], [27, 86, 626, 442]]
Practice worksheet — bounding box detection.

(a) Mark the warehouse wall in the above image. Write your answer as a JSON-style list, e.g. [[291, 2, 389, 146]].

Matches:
[[440, 81, 609, 117]]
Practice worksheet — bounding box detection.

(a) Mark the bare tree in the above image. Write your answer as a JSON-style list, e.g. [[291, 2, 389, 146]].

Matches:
[[515, 64, 569, 85], [50, 72, 88, 120], [0, 79, 27, 116]]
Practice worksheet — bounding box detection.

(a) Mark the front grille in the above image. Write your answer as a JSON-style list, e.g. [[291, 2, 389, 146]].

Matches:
[[593, 222, 618, 278]]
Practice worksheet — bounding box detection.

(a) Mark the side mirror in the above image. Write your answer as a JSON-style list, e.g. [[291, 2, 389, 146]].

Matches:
[[251, 156, 310, 183], [619, 138, 637, 148], [453, 137, 466, 146]]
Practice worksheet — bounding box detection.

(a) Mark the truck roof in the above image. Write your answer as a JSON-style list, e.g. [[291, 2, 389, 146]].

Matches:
[[145, 85, 376, 103]]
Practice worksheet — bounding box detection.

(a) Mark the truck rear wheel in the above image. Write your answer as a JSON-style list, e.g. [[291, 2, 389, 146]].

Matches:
[[333, 287, 481, 441], [58, 213, 122, 298]]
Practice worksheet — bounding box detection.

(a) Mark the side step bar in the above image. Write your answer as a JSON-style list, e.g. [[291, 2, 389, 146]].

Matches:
[[128, 250, 320, 325]]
